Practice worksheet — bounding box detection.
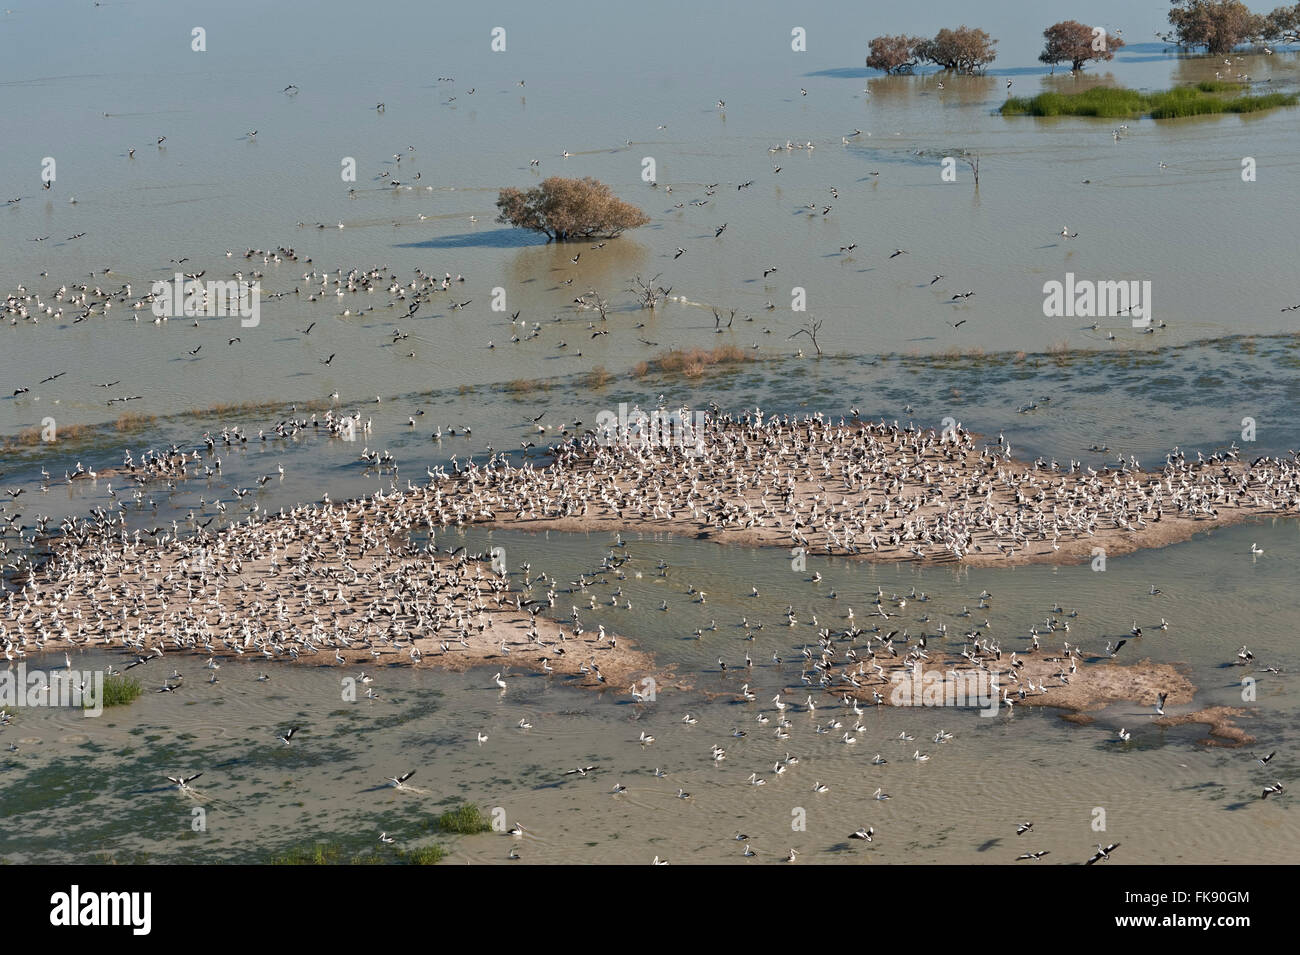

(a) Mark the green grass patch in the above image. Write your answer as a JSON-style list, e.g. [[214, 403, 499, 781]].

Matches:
[[397, 845, 447, 865], [1001, 84, 1298, 119], [269, 841, 447, 865], [435, 802, 493, 834], [270, 843, 344, 865], [94, 674, 144, 709]]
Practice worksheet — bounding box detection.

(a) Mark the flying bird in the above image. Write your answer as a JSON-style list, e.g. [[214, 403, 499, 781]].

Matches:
[[1086, 843, 1120, 864]]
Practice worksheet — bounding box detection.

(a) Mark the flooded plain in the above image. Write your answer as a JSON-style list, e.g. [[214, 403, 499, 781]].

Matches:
[[1, 0, 1298, 864]]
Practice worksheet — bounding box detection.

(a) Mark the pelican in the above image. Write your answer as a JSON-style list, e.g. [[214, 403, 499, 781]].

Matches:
[[1086, 842, 1120, 864], [850, 826, 874, 841]]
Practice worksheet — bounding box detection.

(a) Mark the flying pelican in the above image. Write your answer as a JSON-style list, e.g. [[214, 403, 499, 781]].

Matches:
[[386, 771, 415, 789], [1086, 842, 1120, 864]]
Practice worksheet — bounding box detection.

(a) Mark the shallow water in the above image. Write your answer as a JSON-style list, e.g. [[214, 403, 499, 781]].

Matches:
[[2, 1, 1299, 438], [1, 0, 1298, 865], [1, 517, 1297, 864]]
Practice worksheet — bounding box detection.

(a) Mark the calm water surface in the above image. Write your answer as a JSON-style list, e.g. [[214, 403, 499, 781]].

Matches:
[[1, 0, 1297, 864]]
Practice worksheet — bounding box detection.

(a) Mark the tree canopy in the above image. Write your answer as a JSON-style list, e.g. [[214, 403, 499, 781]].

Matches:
[[1167, 1, 1299, 53], [495, 177, 649, 242], [914, 26, 999, 73], [866, 34, 923, 74], [866, 25, 998, 75], [1040, 20, 1126, 71]]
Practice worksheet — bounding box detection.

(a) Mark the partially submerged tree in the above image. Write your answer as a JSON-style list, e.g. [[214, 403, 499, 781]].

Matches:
[[1167, 0, 1269, 53], [915, 26, 999, 73], [1040, 20, 1126, 71], [866, 34, 924, 73], [496, 177, 649, 242], [789, 318, 824, 356], [630, 273, 671, 309], [1264, 3, 1300, 40]]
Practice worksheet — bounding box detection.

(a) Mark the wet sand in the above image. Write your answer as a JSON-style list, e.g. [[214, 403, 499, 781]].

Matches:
[[459, 416, 1297, 567], [12, 414, 1285, 715]]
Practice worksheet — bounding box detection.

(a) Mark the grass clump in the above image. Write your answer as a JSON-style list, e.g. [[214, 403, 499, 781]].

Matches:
[[1002, 84, 1297, 119], [270, 843, 344, 865], [436, 802, 493, 834], [648, 344, 750, 379], [397, 845, 447, 865], [96, 674, 144, 708], [270, 841, 448, 865]]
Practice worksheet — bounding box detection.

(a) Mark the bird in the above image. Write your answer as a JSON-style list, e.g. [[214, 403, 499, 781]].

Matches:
[[165, 773, 202, 791], [277, 726, 300, 745], [850, 826, 874, 841], [1261, 782, 1285, 799], [386, 771, 416, 789], [1256, 751, 1276, 766], [715, 223, 728, 238], [1017, 850, 1050, 860], [1086, 843, 1120, 864], [1016, 822, 1034, 836], [378, 832, 395, 844], [1154, 692, 1168, 715]]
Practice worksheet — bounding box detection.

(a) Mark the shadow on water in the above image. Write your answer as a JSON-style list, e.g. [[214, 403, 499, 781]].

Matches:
[[397, 229, 544, 250]]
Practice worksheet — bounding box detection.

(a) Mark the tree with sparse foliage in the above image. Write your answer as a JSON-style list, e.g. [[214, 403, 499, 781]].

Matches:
[[1040, 20, 1126, 71], [1167, 0, 1271, 53], [1263, 4, 1300, 39], [915, 26, 998, 73], [866, 34, 924, 73], [496, 177, 649, 242]]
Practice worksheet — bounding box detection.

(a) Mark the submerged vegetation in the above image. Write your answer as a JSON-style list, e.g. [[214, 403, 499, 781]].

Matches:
[[634, 344, 752, 380], [435, 802, 493, 834], [1002, 82, 1299, 118], [269, 841, 448, 865], [97, 675, 144, 708]]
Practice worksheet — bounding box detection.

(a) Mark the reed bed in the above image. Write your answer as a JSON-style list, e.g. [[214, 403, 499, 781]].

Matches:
[[1002, 83, 1298, 119]]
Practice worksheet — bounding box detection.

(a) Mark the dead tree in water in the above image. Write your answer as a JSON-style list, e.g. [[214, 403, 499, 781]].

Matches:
[[631, 273, 670, 309], [789, 318, 823, 355]]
